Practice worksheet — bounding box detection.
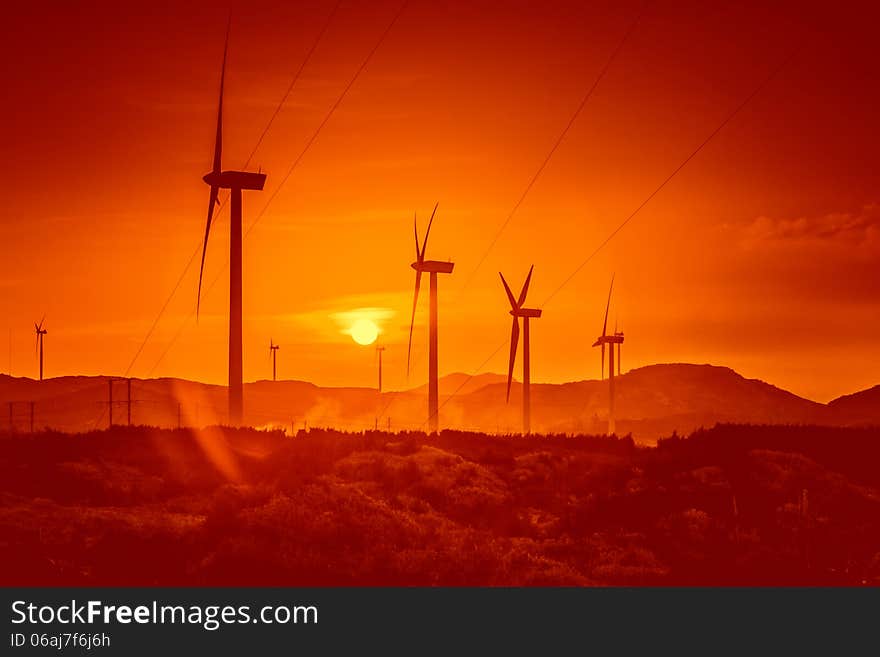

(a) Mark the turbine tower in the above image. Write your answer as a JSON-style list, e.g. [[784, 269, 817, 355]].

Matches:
[[500, 265, 541, 434], [406, 203, 454, 434], [269, 339, 279, 382], [196, 24, 266, 426], [614, 319, 623, 376], [376, 345, 385, 393], [592, 276, 624, 434], [34, 317, 47, 381]]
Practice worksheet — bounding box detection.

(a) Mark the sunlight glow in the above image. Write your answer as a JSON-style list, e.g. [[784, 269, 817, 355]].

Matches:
[[350, 318, 379, 345]]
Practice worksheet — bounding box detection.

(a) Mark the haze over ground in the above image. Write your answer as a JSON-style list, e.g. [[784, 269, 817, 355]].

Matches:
[[3, 363, 879, 442]]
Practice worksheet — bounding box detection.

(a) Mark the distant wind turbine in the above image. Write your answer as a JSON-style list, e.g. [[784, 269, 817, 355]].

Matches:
[[269, 339, 279, 382], [34, 316, 47, 381], [592, 276, 624, 434], [196, 23, 266, 425], [407, 203, 454, 434], [500, 265, 542, 435]]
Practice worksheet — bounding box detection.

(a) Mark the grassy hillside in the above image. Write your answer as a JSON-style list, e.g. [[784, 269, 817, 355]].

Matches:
[[1, 423, 878, 585]]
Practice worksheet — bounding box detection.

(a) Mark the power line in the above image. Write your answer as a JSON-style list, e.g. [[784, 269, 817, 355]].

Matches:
[[393, 5, 647, 420], [147, 309, 192, 377], [122, 244, 200, 378], [243, 0, 343, 170], [243, 0, 411, 241], [120, 4, 343, 380], [145, 0, 411, 376], [460, 1, 649, 290], [418, 45, 800, 430], [541, 46, 799, 307]]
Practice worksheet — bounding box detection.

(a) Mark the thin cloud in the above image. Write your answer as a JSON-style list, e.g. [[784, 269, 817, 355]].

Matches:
[[275, 296, 403, 344], [744, 204, 880, 246]]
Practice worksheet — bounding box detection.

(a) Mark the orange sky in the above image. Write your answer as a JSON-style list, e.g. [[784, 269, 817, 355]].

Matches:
[[1, 0, 877, 402]]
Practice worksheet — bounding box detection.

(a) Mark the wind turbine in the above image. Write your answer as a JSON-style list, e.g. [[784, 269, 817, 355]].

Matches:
[[269, 339, 279, 382], [34, 316, 47, 381], [592, 276, 624, 434], [196, 24, 266, 426], [406, 202, 454, 434], [500, 265, 541, 434]]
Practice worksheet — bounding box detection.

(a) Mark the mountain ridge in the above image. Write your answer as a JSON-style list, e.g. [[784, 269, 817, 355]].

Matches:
[[1, 364, 876, 442]]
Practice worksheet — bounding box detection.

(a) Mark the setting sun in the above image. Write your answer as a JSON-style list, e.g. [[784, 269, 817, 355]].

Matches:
[[350, 318, 379, 346]]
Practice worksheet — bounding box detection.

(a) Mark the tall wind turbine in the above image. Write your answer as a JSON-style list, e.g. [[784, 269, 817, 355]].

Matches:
[[269, 339, 279, 382], [196, 24, 266, 426], [500, 265, 541, 434], [406, 203, 454, 434], [592, 276, 624, 434], [34, 317, 47, 381]]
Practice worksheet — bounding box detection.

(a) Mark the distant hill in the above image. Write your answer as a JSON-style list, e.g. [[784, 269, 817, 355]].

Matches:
[[452, 364, 828, 439], [405, 372, 509, 396], [827, 385, 880, 426], [0, 364, 876, 442]]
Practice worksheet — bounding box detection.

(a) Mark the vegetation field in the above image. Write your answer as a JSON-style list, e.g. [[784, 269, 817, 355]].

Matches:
[[1, 424, 878, 585]]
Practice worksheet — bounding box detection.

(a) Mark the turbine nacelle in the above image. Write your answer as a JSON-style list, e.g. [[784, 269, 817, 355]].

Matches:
[[592, 334, 624, 348], [510, 307, 542, 318], [411, 260, 455, 274], [203, 170, 267, 191]]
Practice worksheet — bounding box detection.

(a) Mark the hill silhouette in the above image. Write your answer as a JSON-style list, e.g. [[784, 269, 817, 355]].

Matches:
[[0, 364, 875, 441], [443, 364, 830, 439], [406, 372, 508, 396], [827, 385, 880, 426]]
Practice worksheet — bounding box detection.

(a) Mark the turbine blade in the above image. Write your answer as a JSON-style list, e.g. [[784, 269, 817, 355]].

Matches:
[[413, 212, 421, 260], [602, 274, 614, 337], [196, 23, 229, 319], [196, 185, 219, 318], [517, 264, 534, 307], [37, 314, 46, 331], [212, 20, 229, 176], [421, 202, 438, 259], [406, 271, 422, 377], [506, 316, 520, 403], [499, 272, 517, 309]]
